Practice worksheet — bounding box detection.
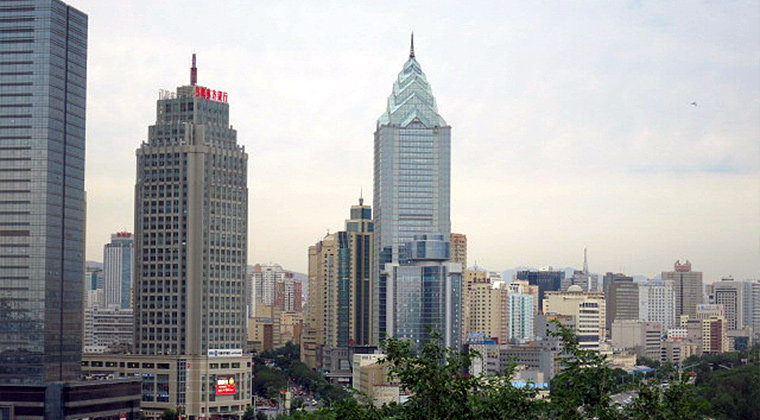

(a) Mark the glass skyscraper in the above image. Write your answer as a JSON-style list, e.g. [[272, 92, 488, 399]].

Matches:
[[373, 37, 453, 344], [0, 0, 87, 384]]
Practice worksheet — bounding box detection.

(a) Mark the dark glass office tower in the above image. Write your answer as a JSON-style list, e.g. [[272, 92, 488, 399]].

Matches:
[[0, 0, 87, 384], [133, 56, 248, 357], [373, 36, 451, 343]]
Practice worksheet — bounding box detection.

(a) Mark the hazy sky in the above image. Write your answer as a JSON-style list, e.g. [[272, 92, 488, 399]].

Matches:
[[75, 0, 759, 281]]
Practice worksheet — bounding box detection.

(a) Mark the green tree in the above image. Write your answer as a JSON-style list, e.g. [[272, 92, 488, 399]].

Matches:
[[159, 409, 178, 420], [547, 324, 617, 420], [242, 405, 256, 420]]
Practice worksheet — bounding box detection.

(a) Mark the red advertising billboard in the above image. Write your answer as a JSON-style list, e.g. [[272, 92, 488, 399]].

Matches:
[[216, 375, 236, 395]]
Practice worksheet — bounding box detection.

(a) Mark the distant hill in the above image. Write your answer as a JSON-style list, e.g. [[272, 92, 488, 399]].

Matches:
[[86, 260, 103, 269]]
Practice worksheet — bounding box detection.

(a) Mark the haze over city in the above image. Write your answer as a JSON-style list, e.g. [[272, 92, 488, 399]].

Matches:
[[78, 0, 759, 281]]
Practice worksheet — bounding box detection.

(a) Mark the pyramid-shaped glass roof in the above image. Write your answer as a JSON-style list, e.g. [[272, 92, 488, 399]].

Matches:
[[377, 38, 447, 128]]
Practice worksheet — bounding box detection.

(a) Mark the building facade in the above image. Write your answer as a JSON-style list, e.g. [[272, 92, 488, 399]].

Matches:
[[129, 57, 251, 418], [610, 320, 662, 359], [381, 235, 461, 348], [543, 287, 606, 352], [450, 233, 467, 268], [83, 306, 134, 353], [712, 278, 743, 330], [662, 260, 703, 318], [606, 279, 639, 332], [0, 0, 87, 385], [515, 268, 564, 313], [743, 280, 760, 337], [302, 200, 374, 367], [639, 280, 676, 332], [374, 37, 452, 344], [104, 232, 134, 309]]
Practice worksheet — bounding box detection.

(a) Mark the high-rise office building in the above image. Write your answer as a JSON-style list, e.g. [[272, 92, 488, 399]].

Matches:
[[639, 280, 676, 332], [103, 231, 133, 309], [381, 235, 461, 348], [662, 260, 703, 318], [516, 268, 565, 313], [373, 36, 451, 343], [602, 272, 633, 298], [93, 56, 251, 418], [0, 0, 87, 385], [606, 279, 639, 332], [712, 278, 743, 331], [302, 199, 374, 367]]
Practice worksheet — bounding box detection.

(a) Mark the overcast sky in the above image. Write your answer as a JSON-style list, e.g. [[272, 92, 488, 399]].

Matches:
[[75, 0, 759, 282]]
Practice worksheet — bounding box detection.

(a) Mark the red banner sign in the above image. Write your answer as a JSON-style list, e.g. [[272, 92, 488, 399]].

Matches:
[[195, 86, 228, 103]]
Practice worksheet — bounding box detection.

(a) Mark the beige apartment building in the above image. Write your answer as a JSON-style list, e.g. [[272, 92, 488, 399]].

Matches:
[[247, 304, 303, 353], [462, 269, 506, 343], [544, 286, 606, 351]]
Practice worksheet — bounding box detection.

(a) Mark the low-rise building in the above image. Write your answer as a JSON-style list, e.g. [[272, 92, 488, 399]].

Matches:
[[82, 353, 252, 419], [610, 320, 662, 359], [355, 361, 399, 407]]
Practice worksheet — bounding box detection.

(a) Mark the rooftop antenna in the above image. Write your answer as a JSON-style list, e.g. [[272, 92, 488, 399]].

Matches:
[[359, 188, 364, 206], [583, 248, 588, 274], [409, 32, 415, 58], [190, 53, 197, 86]]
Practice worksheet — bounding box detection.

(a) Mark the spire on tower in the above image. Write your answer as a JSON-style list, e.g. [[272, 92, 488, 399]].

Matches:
[[583, 248, 589, 274], [359, 188, 364, 206], [190, 53, 198, 86], [409, 32, 415, 58]]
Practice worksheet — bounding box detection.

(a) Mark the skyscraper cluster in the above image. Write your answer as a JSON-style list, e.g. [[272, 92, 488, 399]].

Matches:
[[1, 1, 759, 416]]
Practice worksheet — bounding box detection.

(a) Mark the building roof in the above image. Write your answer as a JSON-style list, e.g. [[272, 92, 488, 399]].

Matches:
[[377, 38, 447, 128]]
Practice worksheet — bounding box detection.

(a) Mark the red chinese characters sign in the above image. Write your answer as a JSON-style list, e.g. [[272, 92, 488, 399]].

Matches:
[[194, 86, 228, 103], [216, 375, 236, 395]]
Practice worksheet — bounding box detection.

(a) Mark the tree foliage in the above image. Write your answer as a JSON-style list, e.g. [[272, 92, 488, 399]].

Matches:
[[267, 324, 754, 420]]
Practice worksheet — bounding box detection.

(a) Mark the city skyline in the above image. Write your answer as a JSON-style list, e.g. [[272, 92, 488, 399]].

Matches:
[[75, 0, 758, 281]]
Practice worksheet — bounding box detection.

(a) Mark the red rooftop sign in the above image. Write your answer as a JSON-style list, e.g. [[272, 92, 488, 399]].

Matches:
[[195, 86, 228, 103]]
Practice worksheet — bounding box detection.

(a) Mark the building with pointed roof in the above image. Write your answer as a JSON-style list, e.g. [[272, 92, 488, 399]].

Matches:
[[373, 36, 453, 344]]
